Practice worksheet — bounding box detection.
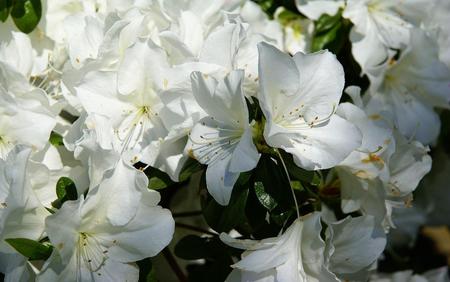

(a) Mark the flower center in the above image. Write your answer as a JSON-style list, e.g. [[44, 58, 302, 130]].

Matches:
[[116, 105, 156, 154], [77, 232, 109, 273]]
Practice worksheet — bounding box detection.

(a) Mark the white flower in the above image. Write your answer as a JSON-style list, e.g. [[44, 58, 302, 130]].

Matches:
[[275, 8, 313, 54], [257, 42, 362, 170], [343, 0, 427, 75], [185, 70, 260, 205], [386, 132, 431, 199], [325, 215, 386, 281], [0, 82, 56, 159], [0, 146, 50, 282], [74, 40, 176, 177], [365, 29, 450, 144], [38, 158, 175, 281], [158, 0, 242, 61], [336, 102, 394, 182], [295, 0, 344, 20], [336, 131, 431, 229], [222, 212, 338, 282], [222, 212, 385, 281], [423, 1, 450, 67], [40, 0, 107, 44], [63, 14, 105, 69]]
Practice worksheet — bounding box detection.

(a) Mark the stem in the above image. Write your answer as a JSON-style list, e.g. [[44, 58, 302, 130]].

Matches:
[[162, 248, 188, 282], [275, 149, 301, 219], [175, 222, 217, 236], [173, 211, 203, 218]]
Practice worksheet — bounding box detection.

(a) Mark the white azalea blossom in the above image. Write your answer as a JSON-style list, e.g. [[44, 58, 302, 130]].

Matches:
[[366, 29, 450, 145], [336, 101, 395, 182], [325, 215, 386, 281], [38, 158, 174, 281], [185, 70, 260, 205], [0, 81, 56, 159], [75, 39, 215, 179], [296, 0, 344, 20], [258, 42, 362, 170], [222, 212, 386, 282], [0, 146, 51, 282], [222, 212, 338, 281], [337, 131, 431, 228], [343, 0, 428, 75], [0, 0, 449, 280]]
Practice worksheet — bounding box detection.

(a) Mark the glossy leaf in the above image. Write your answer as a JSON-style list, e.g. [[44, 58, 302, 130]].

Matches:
[[5, 238, 53, 261], [52, 177, 77, 209], [0, 0, 12, 22], [11, 0, 41, 33], [254, 181, 277, 211]]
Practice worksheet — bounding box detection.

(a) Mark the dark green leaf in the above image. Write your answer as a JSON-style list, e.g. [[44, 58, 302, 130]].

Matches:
[[49, 131, 64, 146], [254, 181, 277, 211], [311, 9, 351, 54], [254, 154, 293, 209], [52, 177, 77, 209], [0, 0, 12, 22], [147, 167, 174, 190], [5, 238, 52, 260], [312, 22, 342, 52], [56, 177, 77, 200], [179, 158, 203, 182], [11, 0, 41, 33], [202, 173, 250, 232], [314, 10, 342, 33], [136, 258, 157, 282]]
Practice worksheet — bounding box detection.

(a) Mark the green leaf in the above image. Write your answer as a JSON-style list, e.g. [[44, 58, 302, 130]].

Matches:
[[52, 177, 77, 209], [179, 158, 203, 182], [5, 238, 53, 260], [56, 177, 77, 200], [145, 158, 203, 190], [202, 173, 250, 233], [311, 9, 350, 53], [11, 0, 41, 34], [0, 0, 12, 22], [254, 154, 293, 210], [314, 11, 342, 34], [311, 22, 342, 52], [136, 258, 157, 282], [147, 167, 174, 190], [49, 131, 64, 146], [254, 182, 277, 211], [280, 151, 322, 186]]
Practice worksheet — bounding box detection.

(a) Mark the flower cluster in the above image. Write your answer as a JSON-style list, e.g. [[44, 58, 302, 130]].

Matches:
[[0, 0, 449, 281]]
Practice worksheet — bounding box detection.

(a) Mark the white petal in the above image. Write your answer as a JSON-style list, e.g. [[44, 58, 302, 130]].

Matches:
[[327, 215, 386, 275], [117, 39, 168, 96], [84, 158, 147, 227], [206, 155, 240, 206], [229, 127, 260, 173], [268, 115, 362, 170], [190, 70, 248, 125], [257, 42, 300, 119], [296, 0, 344, 20], [104, 205, 174, 262], [292, 50, 344, 123], [45, 198, 83, 265]]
